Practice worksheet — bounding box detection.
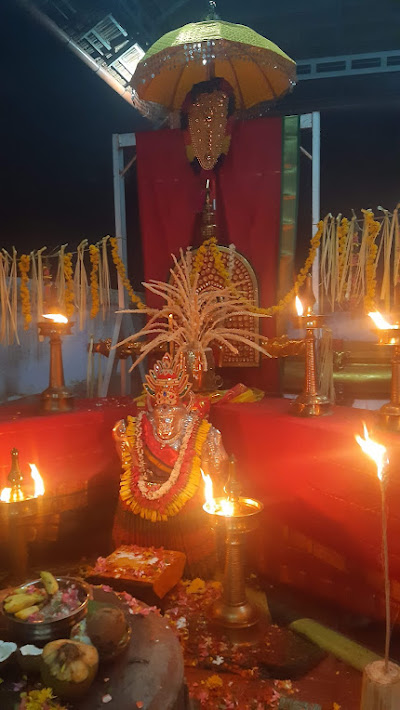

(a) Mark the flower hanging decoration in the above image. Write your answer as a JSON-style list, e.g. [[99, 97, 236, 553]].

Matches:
[[18, 253, 31, 330], [63, 251, 75, 318], [363, 209, 381, 312], [337, 216, 349, 286], [89, 244, 100, 319], [0, 210, 395, 342], [109, 236, 146, 309], [116, 250, 272, 372], [181, 77, 235, 172]]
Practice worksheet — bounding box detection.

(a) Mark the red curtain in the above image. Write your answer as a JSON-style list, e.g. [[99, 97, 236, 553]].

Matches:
[[136, 117, 282, 392]]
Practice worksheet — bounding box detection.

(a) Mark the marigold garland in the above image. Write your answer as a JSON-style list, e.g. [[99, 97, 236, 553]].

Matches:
[[119, 414, 211, 522], [191, 236, 230, 284], [2, 211, 392, 339], [18, 253, 31, 330], [363, 210, 381, 312], [190, 223, 324, 316], [250, 221, 324, 315], [89, 244, 100, 319], [337, 216, 349, 286], [63, 251, 74, 318], [109, 236, 146, 309]]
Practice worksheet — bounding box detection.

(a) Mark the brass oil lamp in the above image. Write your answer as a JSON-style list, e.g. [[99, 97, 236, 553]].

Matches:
[[0, 449, 45, 579], [203, 458, 263, 634], [291, 296, 332, 417], [369, 311, 400, 431], [38, 295, 74, 412], [0, 448, 45, 506]]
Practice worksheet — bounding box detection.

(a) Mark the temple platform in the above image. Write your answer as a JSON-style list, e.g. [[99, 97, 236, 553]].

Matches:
[[0, 395, 399, 621]]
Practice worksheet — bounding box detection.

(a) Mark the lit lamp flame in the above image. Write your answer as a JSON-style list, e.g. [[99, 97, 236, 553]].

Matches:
[[202, 470, 216, 513], [368, 311, 396, 330], [30, 464, 45, 497], [201, 470, 234, 517], [0, 464, 45, 503], [355, 423, 392, 673], [42, 313, 68, 324], [355, 423, 388, 481], [295, 296, 304, 316]]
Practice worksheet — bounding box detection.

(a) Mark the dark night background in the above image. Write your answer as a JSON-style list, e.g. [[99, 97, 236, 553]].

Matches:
[[1, 0, 400, 283]]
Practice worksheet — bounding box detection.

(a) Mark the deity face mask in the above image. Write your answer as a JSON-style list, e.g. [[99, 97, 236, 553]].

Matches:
[[153, 404, 186, 441], [181, 78, 235, 172]]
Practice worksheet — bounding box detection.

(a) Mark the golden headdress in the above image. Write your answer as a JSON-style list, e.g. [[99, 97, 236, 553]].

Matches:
[[144, 353, 191, 406]]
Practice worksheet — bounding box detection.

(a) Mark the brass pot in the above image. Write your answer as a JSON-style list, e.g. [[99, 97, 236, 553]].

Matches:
[[183, 347, 222, 393], [3, 577, 90, 645]]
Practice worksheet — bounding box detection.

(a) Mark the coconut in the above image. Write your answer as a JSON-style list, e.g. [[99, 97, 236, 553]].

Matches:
[[86, 606, 130, 661], [17, 644, 43, 673], [0, 641, 17, 669], [41, 639, 98, 699]]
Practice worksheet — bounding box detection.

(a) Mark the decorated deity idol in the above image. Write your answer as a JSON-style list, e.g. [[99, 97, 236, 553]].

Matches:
[[112, 353, 227, 577]]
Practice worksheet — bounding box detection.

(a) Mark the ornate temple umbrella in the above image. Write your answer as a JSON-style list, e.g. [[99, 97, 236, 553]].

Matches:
[[130, 19, 296, 119]]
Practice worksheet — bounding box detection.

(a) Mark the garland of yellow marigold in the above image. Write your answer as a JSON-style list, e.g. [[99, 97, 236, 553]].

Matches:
[[253, 220, 323, 315], [337, 217, 349, 286], [363, 210, 381, 312], [89, 244, 100, 319], [63, 251, 75, 318], [18, 254, 31, 330], [191, 236, 230, 284], [191, 222, 324, 315], [119, 415, 210, 522], [109, 237, 146, 309]]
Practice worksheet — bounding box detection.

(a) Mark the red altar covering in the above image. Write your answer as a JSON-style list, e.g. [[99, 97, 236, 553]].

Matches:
[[211, 399, 400, 621], [0, 398, 134, 495], [135, 118, 282, 392], [3, 395, 398, 621]]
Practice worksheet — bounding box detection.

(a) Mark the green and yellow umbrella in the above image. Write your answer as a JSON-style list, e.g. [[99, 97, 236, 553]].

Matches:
[[130, 19, 296, 117]]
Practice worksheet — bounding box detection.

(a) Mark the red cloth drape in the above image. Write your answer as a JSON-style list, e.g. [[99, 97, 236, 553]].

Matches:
[[135, 118, 282, 392]]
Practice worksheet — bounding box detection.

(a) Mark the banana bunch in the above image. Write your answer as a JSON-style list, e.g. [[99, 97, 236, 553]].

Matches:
[[3, 571, 59, 620], [4, 591, 46, 619]]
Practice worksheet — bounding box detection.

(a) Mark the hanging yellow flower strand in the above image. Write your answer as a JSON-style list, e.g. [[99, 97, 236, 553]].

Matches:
[[109, 236, 146, 309], [18, 253, 31, 330], [363, 210, 381, 312], [89, 244, 100, 319], [337, 216, 349, 288], [253, 220, 324, 315], [63, 251, 75, 318]]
